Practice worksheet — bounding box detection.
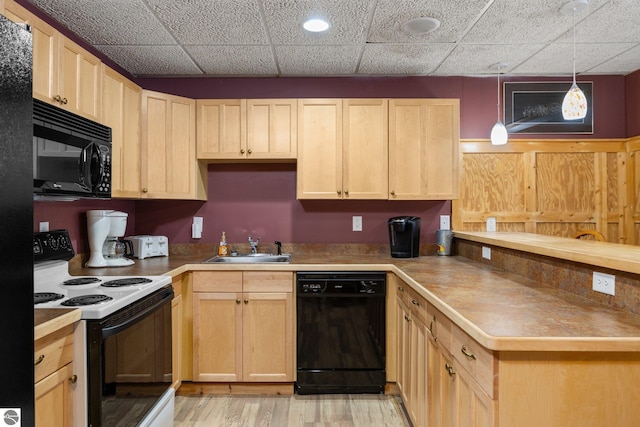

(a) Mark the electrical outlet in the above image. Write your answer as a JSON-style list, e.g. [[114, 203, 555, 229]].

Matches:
[[352, 216, 363, 232], [486, 217, 497, 232], [440, 215, 451, 230], [482, 246, 491, 260], [39, 222, 49, 232], [592, 272, 615, 296]]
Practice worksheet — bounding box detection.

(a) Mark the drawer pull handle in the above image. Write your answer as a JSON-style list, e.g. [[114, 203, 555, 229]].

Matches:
[[411, 299, 419, 306], [34, 354, 45, 366], [404, 314, 411, 323], [53, 95, 68, 105], [461, 345, 477, 360], [397, 286, 404, 292], [445, 363, 456, 377], [236, 299, 241, 304], [69, 374, 78, 384], [428, 316, 437, 342]]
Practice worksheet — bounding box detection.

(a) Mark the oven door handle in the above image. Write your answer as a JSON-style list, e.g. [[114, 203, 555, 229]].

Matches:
[[100, 288, 173, 338]]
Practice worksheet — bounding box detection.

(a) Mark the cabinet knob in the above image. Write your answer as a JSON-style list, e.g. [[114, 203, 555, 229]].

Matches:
[[397, 286, 404, 292], [247, 148, 252, 155], [236, 299, 241, 304], [244, 299, 249, 304], [69, 374, 78, 384], [142, 188, 148, 193], [390, 190, 396, 196], [240, 149, 245, 154], [344, 189, 349, 195], [34, 354, 45, 366], [337, 190, 342, 195], [411, 299, 419, 306], [53, 95, 68, 105]]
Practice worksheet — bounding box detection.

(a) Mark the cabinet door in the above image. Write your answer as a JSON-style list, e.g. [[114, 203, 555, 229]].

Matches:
[[171, 293, 183, 389], [242, 291, 293, 382], [192, 292, 242, 381], [396, 296, 411, 409], [456, 362, 496, 427], [246, 99, 297, 159], [389, 99, 460, 200], [142, 90, 206, 200], [343, 99, 388, 199], [196, 99, 246, 159], [4, 0, 57, 104], [58, 37, 101, 121], [297, 99, 343, 199], [409, 315, 428, 427], [35, 362, 75, 427], [102, 66, 141, 198]]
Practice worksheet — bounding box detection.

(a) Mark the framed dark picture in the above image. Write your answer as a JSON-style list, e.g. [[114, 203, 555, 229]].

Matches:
[[504, 81, 593, 134]]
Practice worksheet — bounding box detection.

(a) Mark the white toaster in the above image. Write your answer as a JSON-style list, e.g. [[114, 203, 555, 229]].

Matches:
[[126, 235, 169, 259]]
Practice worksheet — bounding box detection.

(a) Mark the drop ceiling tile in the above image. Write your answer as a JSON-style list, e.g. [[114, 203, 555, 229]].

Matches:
[[263, 0, 375, 45], [433, 44, 545, 75], [569, 0, 640, 43], [368, 0, 489, 43], [30, 0, 174, 45], [512, 42, 637, 75], [461, 0, 608, 45], [359, 43, 453, 75], [185, 45, 278, 75], [586, 44, 640, 75], [145, 0, 268, 45], [96, 45, 203, 76], [275, 45, 360, 76]]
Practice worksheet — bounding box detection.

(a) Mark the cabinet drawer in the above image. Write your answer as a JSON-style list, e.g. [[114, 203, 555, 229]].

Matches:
[[425, 303, 452, 356], [243, 271, 293, 292], [34, 324, 74, 383], [193, 271, 242, 292], [451, 323, 496, 398]]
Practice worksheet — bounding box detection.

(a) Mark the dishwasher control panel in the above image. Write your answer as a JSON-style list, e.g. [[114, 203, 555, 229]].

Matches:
[[296, 272, 386, 295]]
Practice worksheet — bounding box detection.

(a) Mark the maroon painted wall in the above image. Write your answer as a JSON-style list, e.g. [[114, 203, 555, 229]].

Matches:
[[133, 164, 450, 247], [626, 70, 640, 137]]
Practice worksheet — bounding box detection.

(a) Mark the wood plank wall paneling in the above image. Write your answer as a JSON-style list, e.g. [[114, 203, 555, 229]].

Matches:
[[453, 138, 639, 245]]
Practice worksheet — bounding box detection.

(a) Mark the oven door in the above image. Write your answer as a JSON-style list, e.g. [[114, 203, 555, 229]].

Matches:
[[86, 285, 173, 427]]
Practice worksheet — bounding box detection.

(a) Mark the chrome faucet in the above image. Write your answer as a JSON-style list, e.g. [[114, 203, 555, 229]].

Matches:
[[248, 236, 260, 253]]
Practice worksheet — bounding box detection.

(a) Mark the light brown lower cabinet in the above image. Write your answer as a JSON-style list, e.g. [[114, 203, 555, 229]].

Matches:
[[34, 323, 77, 427], [192, 271, 294, 383]]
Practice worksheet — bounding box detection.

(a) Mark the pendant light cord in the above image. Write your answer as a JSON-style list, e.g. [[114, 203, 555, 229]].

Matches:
[[496, 68, 501, 121], [572, 8, 577, 84]]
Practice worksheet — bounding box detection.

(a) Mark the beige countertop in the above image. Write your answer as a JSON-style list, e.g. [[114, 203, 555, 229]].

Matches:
[[34, 308, 81, 341], [66, 238, 640, 353], [454, 231, 640, 275]]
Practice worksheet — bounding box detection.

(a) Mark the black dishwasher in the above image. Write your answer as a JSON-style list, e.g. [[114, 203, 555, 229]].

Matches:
[[296, 271, 386, 394]]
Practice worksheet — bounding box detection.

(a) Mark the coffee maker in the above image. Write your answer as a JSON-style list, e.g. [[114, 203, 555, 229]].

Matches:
[[388, 216, 421, 258], [86, 210, 134, 267]]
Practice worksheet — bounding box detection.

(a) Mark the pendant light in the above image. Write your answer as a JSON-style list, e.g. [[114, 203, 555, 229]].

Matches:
[[490, 63, 508, 146], [561, 0, 588, 120]]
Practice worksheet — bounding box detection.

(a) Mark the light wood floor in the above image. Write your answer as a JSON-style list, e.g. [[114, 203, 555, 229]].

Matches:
[[174, 394, 411, 426]]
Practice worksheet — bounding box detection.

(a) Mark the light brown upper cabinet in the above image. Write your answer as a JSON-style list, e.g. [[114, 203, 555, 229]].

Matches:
[[101, 66, 142, 198], [5, 0, 101, 121], [142, 90, 207, 200], [297, 98, 389, 200], [197, 99, 297, 160], [389, 99, 460, 200]]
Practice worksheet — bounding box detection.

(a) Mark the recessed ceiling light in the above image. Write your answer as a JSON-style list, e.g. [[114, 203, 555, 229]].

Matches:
[[303, 18, 330, 33], [401, 17, 441, 35]]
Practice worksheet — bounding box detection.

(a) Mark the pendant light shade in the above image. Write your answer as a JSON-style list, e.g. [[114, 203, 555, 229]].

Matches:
[[561, 0, 588, 120], [490, 63, 508, 146]]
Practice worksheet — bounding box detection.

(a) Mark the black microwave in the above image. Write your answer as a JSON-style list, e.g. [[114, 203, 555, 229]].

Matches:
[[33, 99, 112, 200]]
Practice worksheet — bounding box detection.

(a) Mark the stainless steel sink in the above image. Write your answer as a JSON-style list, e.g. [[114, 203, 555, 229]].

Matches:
[[203, 253, 292, 263]]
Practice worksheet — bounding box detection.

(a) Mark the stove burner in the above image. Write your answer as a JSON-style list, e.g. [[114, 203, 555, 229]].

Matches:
[[63, 277, 101, 286], [61, 295, 114, 306], [34, 292, 64, 304], [101, 278, 153, 288]]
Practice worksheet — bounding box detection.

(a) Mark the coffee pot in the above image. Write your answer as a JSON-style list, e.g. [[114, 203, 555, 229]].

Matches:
[[86, 210, 135, 267]]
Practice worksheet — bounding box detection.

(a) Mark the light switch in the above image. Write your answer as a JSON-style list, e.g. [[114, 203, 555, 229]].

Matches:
[[352, 216, 363, 232], [192, 217, 203, 239], [440, 215, 451, 230]]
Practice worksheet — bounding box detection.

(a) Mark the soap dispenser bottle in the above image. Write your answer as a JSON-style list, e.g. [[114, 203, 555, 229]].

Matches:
[[218, 232, 228, 256]]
